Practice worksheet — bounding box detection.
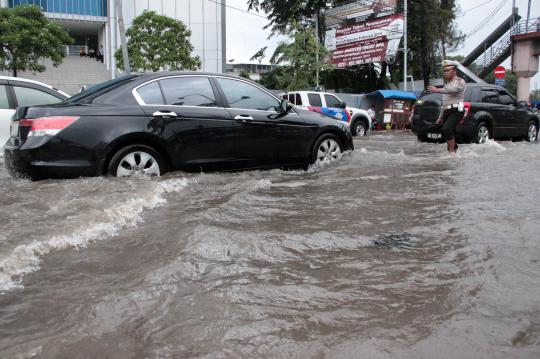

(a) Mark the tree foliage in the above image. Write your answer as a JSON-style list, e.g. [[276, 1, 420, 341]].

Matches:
[[248, 0, 327, 34], [115, 11, 200, 72], [268, 22, 331, 91], [0, 5, 73, 77]]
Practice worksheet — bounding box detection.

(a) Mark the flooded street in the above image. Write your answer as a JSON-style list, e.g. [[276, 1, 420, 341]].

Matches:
[[0, 132, 539, 358]]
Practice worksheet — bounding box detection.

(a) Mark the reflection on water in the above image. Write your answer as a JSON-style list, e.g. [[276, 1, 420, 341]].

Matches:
[[0, 132, 539, 358]]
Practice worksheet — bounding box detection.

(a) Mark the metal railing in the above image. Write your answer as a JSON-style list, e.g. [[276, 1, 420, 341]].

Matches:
[[473, 18, 540, 72]]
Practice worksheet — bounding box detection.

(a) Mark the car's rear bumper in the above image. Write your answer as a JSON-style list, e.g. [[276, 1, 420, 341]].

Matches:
[[413, 119, 476, 140], [4, 140, 97, 179]]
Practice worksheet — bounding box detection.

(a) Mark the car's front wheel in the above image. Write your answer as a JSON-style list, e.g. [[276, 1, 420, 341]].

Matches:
[[526, 121, 538, 142], [352, 119, 367, 136], [311, 134, 343, 167], [475, 122, 491, 144], [108, 144, 165, 177]]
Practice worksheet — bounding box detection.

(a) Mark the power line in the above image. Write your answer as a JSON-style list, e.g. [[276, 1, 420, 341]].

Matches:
[[461, 0, 494, 15], [206, 0, 268, 19], [465, 0, 508, 39]]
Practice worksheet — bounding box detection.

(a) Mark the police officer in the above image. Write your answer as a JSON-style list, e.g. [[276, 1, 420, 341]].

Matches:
[[427, 60, 466, 153]]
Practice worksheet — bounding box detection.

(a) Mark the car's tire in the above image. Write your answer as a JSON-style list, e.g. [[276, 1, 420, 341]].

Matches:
[[474, 122, 491, 144], [351, 118, 368, 137], [310, 133, 343, 166], [526, 121, 538, 143], [108, 144, 165, 177]]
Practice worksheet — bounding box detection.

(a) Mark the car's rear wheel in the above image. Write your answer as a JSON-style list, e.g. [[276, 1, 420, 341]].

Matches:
[[352, 119, 367, 137], [526, 121, 538, 142], [108, 144, 165, 177], [311, 134, 342, 166], [475, 122, 490, 144]]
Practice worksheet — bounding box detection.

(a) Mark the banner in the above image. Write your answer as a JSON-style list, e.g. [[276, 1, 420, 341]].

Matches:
[[325, 14, 404, 68], [326, 0, 397, 28]]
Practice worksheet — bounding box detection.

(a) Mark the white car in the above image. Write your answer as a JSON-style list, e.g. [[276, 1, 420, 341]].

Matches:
[[1, 76, 69, 149], [281, 91, 372, 136]]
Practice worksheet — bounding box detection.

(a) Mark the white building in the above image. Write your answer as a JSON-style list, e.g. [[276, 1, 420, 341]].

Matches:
[[1, 0, 226, 90]]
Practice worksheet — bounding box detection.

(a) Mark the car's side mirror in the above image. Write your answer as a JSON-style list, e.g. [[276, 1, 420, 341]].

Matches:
[[280, 99, 292, 113], [518, 101, 528, 108], [337, 102, 347, 109]]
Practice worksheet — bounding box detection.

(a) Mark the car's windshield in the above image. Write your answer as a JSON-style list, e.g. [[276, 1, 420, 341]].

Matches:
[[65, 75, 140, 103]]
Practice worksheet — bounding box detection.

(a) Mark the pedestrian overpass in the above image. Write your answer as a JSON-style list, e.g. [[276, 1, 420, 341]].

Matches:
[[461, 9, 540, 101]]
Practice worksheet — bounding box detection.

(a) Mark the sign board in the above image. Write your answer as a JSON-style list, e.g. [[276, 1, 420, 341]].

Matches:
[[326, 14, 404, 68], [494, 66, 506, 79], [326, 0, 397, 27], [495, 78, 506, 87]]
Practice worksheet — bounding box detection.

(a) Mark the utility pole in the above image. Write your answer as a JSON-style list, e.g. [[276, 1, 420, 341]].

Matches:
[[315, 10, 320, 91], [116, 0, 130, 73], [403, 0, 408, 91]]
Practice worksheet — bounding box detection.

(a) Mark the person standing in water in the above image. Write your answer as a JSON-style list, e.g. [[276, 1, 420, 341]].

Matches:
[[427, 60, 466, 153]]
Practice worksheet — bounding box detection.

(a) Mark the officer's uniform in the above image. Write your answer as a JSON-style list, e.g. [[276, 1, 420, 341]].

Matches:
[[439, 60, 466, 141]]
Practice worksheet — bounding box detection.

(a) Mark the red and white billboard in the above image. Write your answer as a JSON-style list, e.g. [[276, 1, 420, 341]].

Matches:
[[325, 14, 404, 68]]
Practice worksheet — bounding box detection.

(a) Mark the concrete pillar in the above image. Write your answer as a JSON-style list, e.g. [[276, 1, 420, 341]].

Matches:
[[512, 33, 540, 102], [517, 76, 532, 102]]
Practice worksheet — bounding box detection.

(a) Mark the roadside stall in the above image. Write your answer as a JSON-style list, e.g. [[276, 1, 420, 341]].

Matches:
[[365, 90, 417, 130]]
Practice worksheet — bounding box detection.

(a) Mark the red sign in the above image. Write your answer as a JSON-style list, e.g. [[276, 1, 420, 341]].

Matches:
[[326, 14, 404, 68], [494, 66, 506, 79]]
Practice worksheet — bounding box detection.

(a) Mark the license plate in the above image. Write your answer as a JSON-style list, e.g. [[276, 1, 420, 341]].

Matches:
[[10, 121, 19, 137], [427, 133, 441, 139]]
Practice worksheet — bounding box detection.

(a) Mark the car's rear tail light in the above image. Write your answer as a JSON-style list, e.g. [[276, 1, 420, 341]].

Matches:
[[459, 102, 471, 124], [19, 116, 80, 137]]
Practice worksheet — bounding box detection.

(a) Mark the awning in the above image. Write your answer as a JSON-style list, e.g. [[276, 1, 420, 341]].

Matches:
[[366, 90, 417, 101]]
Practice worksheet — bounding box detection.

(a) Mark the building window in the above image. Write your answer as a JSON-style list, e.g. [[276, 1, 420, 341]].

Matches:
[[9, 0, 107, 17]]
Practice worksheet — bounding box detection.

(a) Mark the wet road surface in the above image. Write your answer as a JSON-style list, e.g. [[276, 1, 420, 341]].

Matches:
[[0, 132, 539, 358]]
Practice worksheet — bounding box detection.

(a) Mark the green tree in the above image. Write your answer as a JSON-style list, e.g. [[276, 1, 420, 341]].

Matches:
[[250, 46, 267, 64], [115, 11, 200, 72], [269, 22, 331, 90], [531, 90, 540, 101], [239, 70, 251, 79], [0, 5, 73, 77]]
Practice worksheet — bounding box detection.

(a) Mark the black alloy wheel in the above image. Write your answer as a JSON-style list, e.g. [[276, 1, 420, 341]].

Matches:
[[352, 119, 367, 137]]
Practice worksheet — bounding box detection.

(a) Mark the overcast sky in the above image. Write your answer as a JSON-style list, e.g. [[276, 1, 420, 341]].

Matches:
[[226, 0, 540, 89]]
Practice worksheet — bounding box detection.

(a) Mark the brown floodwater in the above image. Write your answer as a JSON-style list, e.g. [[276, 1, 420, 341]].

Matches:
[[0, 132, 539, 358]]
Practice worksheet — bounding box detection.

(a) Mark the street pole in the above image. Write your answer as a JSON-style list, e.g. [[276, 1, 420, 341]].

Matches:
[[116, 0, 130, 73], [315, 10, 320, 91], [403, 0, 408, 91], [526, 0, 531, 32]]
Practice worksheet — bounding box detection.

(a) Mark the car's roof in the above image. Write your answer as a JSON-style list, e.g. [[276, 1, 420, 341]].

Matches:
[[0, 75, 70, 97]]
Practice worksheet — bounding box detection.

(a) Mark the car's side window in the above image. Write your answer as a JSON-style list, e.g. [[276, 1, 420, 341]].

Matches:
[[324, 94, 342, 107], [498, 90, 516, 106], [295, 94, 302, 106], [308, 93, 323, 107], [159, 77, 217, 107], [13, 86, 62, 107], [136, 81, 165, 105], [481, 89, 499, 104], [288, 93, 295, 104], [0, 85, 10, 109], [216, 77, 281, 111]]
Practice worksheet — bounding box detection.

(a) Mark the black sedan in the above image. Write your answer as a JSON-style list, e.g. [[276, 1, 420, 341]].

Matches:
[[4, 73, 353, 179]]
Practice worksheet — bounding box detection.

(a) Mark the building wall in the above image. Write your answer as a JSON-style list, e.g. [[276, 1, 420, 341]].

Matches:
[[2, 0, 226, 78], [110, 0, 226, 76]]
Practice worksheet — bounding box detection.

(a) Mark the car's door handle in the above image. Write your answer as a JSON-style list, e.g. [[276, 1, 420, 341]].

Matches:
[[153, 110, 177, 118], [234, 115, 254, 123]]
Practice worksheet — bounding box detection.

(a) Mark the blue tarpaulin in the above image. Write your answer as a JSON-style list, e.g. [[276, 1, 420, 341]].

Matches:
[[366, 90, 417, 101]]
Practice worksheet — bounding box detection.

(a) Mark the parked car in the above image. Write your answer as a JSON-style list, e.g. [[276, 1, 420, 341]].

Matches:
[[411, 83, 539, 143], [5, 73, 354, 179], [281, 91, 372, 136], [0, 76, 69, 149]]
